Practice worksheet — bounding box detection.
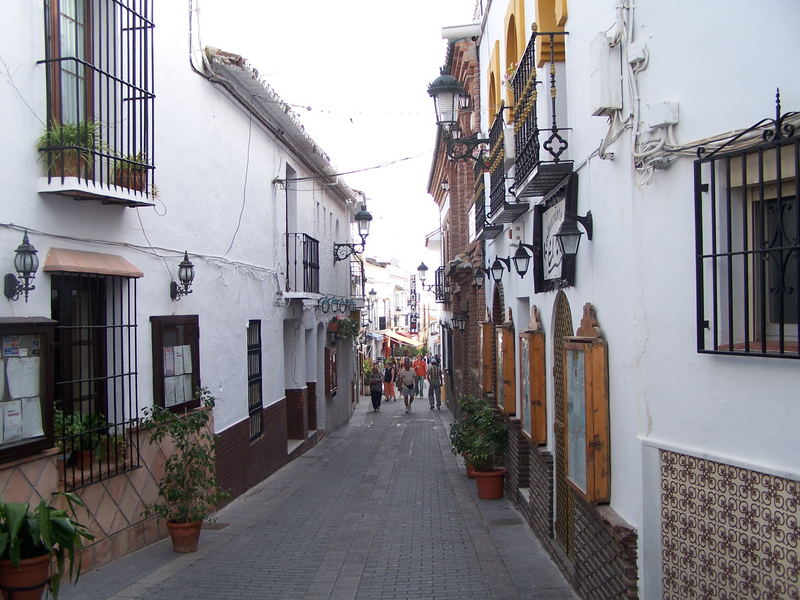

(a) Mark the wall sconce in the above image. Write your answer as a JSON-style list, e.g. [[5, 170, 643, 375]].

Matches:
[[427, 72, 489, 166], [440, 179, 450, 192], [489, 257, 510, 283], [333, 204, 373, 263], [555, 212, 593, 257], [366, 287, 377, 309], [473, 266, 486, 288], [511, 243, 537, 278], [452, 312, 468, 332], [416, 262, 438, 293], [4, 231, 40, 302], [170, 251, 195, 301]]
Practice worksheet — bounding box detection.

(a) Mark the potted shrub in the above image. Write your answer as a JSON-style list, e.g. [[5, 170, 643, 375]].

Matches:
[[449, 395, 508, 499], [53, 411, 108, 470], [330, 316, 359, 342], [111, 152, 148, 192], [0, 492, 94, 599], [141, 388, 228, 553], [35, 120, 99, 178]]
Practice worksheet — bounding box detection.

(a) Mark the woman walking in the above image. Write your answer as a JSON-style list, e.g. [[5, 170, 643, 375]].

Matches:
[[383, 361, 397, 401], [396, 359, 417, 413], [369, 364, 383, 412]]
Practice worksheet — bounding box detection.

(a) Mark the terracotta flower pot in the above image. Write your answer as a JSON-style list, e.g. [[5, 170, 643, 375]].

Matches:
[[465, 461, 476, 478], [473, 467, 506, 499], [115, 168, 145, 192], [167, 520, 202, 553], [0, 554, 51, 600]]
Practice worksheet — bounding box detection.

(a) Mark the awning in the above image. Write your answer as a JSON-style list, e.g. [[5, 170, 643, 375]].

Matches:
[[381, 330, 423, 348], [43, 248, 143, 278]]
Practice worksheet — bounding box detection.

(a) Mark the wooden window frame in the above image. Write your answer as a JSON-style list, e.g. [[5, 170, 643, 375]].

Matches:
[[150, 315, 201, 412], [519, 310, 546, 444], [0, 319, 56, 463], [563, 303, 609, 505], [480, 322, 494, 394], [496, 324, 516, 415], [324, 347, 337, 398]]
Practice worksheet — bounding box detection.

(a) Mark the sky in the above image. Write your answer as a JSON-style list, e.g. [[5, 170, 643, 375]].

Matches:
[[198, 0, 476, 272]]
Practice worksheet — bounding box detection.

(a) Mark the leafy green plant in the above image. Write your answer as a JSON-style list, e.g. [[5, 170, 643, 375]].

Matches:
[[141, 388, 228, 524], [449, 395, 507, 471], [53, 410, 108, 453], [0, 493, 94, 599], [111, 152, 148, 191], [35, 120, 100, 175], [332, 316, 359, 341]]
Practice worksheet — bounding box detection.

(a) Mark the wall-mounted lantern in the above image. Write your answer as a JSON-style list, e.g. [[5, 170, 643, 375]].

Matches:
[[4, 231, 40, 302], [555, 212, 593, 257], [170, 251, 195, 301], [334, 204, 373, 263]]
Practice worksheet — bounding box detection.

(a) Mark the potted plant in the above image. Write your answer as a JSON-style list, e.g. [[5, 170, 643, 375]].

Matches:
[[111, 152, 148, 192], [141, 388, 228, 553], [0, 492, 94, 599], [330, 316, 359, 342], [53, 411, 108, 470], [35, 120, 100, 178], [449, 395, 508, 499]]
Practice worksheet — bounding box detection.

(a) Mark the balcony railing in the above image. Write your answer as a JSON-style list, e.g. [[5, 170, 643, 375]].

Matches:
[[286, 233, 320, 294], [488, 108, 528, 223], [350, 255, 365, 299], [510, 27, 572, 198], [434, 266, 450, 304], [474, 159, 502, 239]]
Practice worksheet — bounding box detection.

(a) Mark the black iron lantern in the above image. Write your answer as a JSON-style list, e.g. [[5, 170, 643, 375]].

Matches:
[[170, 251, 195, 301], [555, 212, 593, 257], [427, 72, 467, 130], [489, 257, 509, 282], [417, 262, 429, 284], [473, 267, 485, 289], [334, 204, 373, 263], [354, 204, 373, 241], [452, 312, 468, 332], [4, 231, 39, 302], [511, 243, 536, 278]]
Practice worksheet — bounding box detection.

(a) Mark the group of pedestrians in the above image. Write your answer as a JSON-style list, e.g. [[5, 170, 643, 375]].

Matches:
[[367, 354, 443, 413]]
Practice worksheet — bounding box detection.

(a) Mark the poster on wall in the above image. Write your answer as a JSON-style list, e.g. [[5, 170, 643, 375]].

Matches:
[[519, 335, 531, 436], [495, 327, 504, 407], [532, 173, 578, 292], [566, 348, 587, 493]]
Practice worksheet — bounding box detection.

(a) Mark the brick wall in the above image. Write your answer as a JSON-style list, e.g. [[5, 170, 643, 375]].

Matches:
[[216, 400, 288, 501], [306, 382, 317, 431], [502, 417, 530, 502], [285, 387, 308, 440], [527, 447, 554, 540]]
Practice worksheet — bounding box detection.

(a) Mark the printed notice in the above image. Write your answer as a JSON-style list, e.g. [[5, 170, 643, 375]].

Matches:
[[173, 346, 185, 376], [164, 376, 177, 407], [7, 357, 39, 398], [0, 360, 5, 402], [174, 376, 186, 405], [21, 397, 44, 439], [2, 337, 20, 357], [182, 374, 194, 404], [164, 347, 175, 377], [181, 345, 193, 374], [3, 401, 23, 443]]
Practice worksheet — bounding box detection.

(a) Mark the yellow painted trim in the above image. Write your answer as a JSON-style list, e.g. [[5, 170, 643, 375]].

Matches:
[[555, 0, 568, 26], [534, 0, 567, 66], [488, 41, 502, 118]]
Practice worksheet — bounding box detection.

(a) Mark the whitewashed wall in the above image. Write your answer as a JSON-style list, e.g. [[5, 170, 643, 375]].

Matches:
[[0, 2, 357, 436], [478, 1, 799, 595]]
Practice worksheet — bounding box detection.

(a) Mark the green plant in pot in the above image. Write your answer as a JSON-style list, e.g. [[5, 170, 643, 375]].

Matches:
[[111, 152, 148, 192], [141, 387, 228, 553], [449, 395, 508, 498], [35, 120, 100, 178], [53, 411, 108, 470], [0, 492, 94, 599], [332, 316, 359, 342]]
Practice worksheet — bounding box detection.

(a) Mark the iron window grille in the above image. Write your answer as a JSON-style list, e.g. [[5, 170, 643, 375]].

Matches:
[[286, 233, 320, 294], [247, 320, 263, 440], [51, 272, 140, 490], [40, 0, 155, 197], [487, 108, 507, 218], [350, 255, 365, 299], [434, 266, 450, 304], [694, 93, 799, 358]]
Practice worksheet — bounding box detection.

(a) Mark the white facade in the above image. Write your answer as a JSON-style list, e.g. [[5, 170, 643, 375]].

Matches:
[[1, 2, 362, 446], [473, 1, 799, 597]]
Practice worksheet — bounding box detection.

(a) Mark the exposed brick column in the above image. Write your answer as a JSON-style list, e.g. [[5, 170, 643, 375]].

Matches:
[[285, 387, 307, 440], [306, 382, 317, 430]]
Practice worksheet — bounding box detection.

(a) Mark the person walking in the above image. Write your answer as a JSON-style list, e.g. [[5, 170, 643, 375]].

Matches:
[[427, 357, 443, 410], [396, 359, 416, 413], [412, 354, 427, 398], [383, 361, 397, 402], [368, 364, 383, 412]]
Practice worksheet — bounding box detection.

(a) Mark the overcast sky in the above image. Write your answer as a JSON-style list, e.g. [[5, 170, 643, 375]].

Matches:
[[198, 0, 476, 272]]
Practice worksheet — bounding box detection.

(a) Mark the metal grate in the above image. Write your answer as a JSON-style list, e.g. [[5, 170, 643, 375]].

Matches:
[[247, 320, 263, 440], [286, 233, 320, 293], [350, 255, 365, 299], [434, 266, 450, 304], [552, 290, 574, 555], [695, 93, 799, 358], [51, 272, 140, 490], [487, 108, 506, 218], [40, 0, 155, 198]]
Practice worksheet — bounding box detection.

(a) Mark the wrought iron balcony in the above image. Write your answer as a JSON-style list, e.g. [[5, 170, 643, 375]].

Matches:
[[286, 233, 320, 294], [350, 255, 365, 300], [488, 108, 528, 223], [474, 159, 502, 240], [509, 27, 572, 198], [434, 266, 450, 304]]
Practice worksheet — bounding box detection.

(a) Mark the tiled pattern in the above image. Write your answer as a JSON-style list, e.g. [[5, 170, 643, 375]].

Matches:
[[661, 450, 800, 600]]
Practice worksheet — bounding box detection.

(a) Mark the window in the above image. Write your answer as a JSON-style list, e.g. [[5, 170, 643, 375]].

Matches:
[[247, 321, 263, 440], [150, 315, 200, 411], [496, 325, 516, 414], [695, 120, 799, 357], [51, 272, 141, 488], [324, 347, 337, 397], [41, 0, 155, 194], [520, 323, 547, 445], [0, 319, 56, 462]]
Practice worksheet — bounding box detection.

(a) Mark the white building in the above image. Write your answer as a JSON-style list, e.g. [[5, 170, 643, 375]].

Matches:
[[0, 0, 369, 569], [433, 1, 799, 597]]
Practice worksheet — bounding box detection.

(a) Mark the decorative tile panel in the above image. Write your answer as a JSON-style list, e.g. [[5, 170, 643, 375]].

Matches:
[[661, 450, 799, 600]]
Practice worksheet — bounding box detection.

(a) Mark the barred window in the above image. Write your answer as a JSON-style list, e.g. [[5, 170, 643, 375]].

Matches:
[[247, 320, 263, 440], [695, 120, 799, 358]]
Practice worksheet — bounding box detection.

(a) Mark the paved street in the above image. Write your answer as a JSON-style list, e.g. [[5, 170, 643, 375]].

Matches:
[[61, 395, 577, 600]]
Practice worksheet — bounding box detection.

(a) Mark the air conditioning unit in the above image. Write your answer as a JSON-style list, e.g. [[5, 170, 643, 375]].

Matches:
[[590, 32, 622, 117]]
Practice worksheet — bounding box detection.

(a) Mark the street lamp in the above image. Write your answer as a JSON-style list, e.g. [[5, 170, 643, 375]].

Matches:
[[452, 312, 468, 332], [489, 257, 510, 282], [554, 212, 593, 257], [334, 204, 374, 263], [427, 72, 489, 166], [511, 243, 537, 278], [170, 251, 195, 301], [4, 231, 39, 302]]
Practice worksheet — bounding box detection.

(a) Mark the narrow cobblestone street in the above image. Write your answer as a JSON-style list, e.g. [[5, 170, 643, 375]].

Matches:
[[60, 395, 576, 600]]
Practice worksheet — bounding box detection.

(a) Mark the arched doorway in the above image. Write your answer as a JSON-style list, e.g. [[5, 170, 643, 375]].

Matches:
[[551, 290, 574, 555]]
